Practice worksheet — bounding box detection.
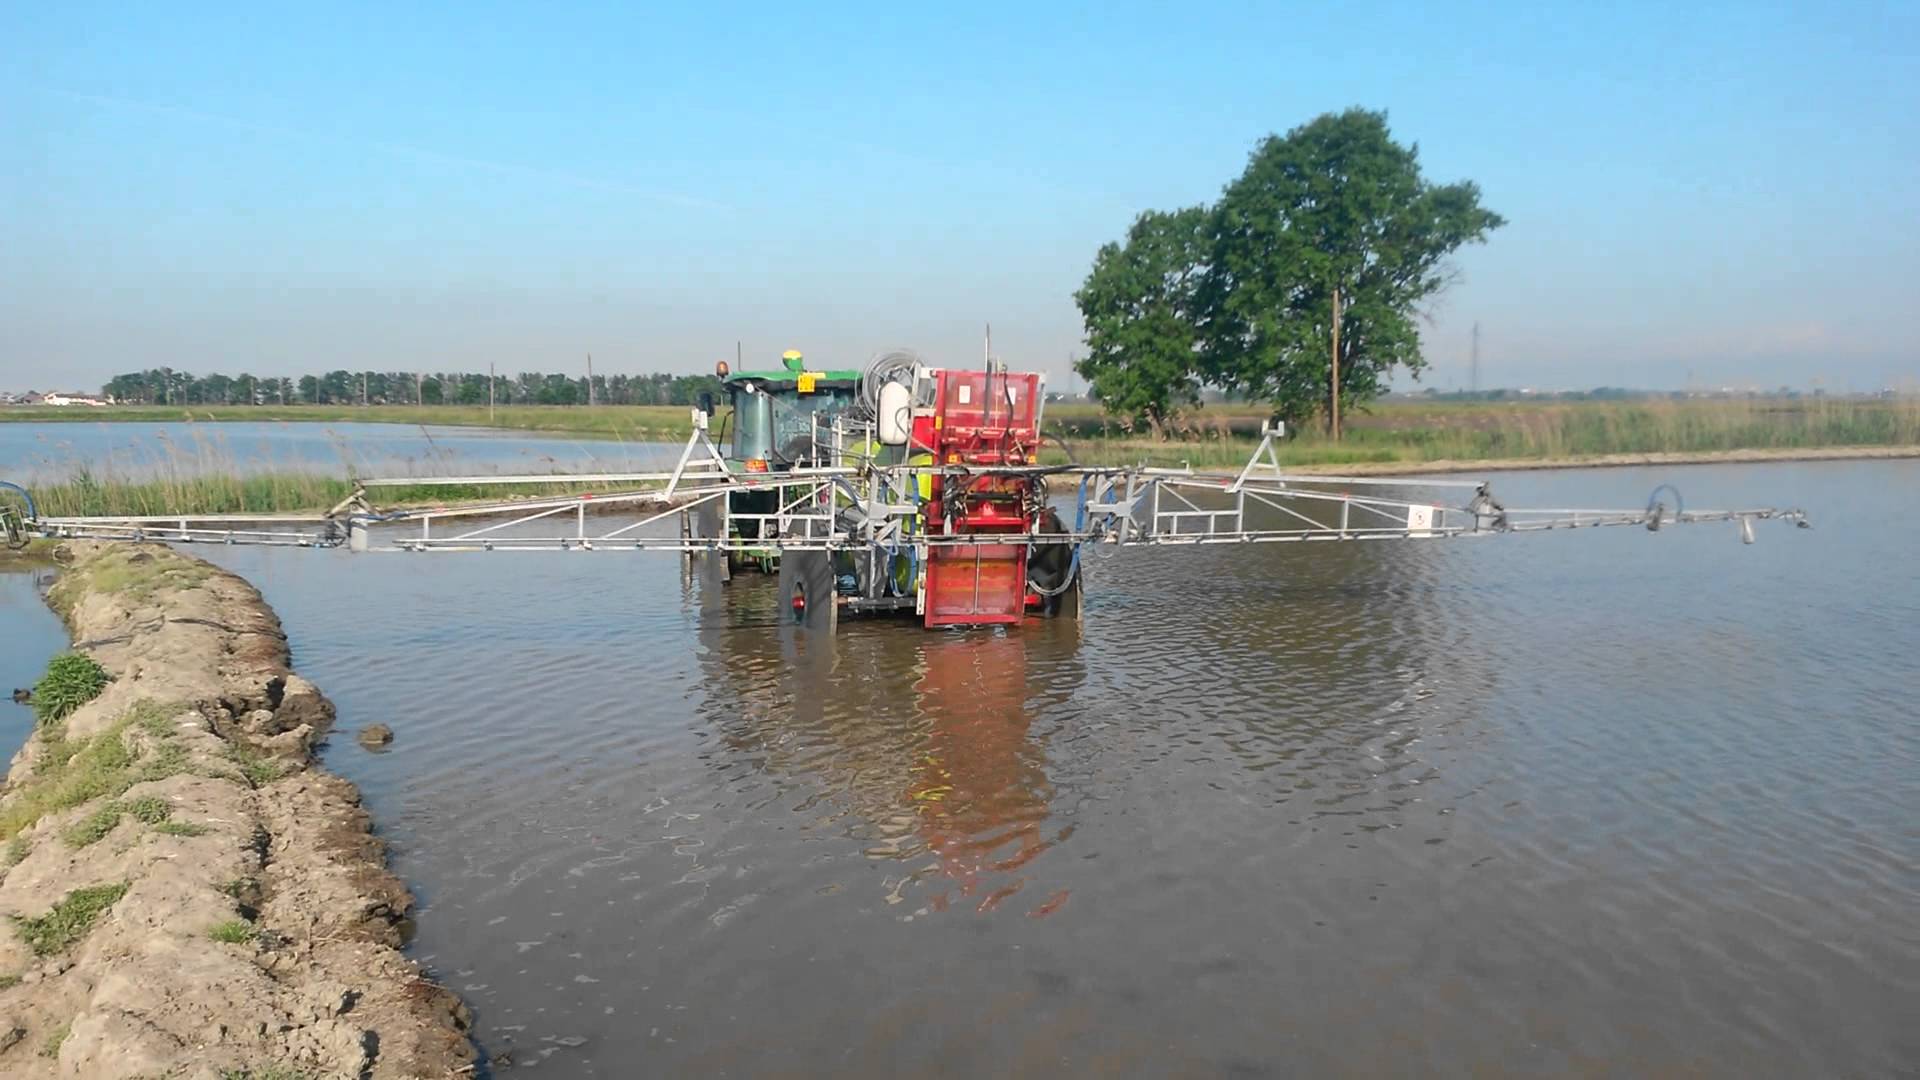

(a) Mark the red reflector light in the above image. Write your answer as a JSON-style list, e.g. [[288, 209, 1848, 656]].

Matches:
[[745, 459, 768, 473]]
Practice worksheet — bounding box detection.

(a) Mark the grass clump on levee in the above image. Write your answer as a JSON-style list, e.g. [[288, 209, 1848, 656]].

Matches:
[[41, 1021, 72, 1058], [31, 653, 110, 726], [13, 882, 130, 955], [218, 1065, 318, 1080], [154, 821, 211, 837], [46, 547, 215, 620], [208, 919, 257, 944], [225, 743, 285, 787], [62, 794, 176, 848], [0, 700, 194, 844]]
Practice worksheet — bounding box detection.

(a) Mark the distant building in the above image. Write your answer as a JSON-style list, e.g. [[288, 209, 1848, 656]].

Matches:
[[41, 392, 112, 407]]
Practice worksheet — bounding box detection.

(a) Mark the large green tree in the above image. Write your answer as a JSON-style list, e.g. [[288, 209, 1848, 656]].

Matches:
[[1074, 109, 1503, 436], [1071, 206, 1211, 435], [1203, 109, 1504, 432]]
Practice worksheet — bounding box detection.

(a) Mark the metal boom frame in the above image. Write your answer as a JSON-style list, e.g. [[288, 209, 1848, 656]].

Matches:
[[12, 420, 1809, 557]]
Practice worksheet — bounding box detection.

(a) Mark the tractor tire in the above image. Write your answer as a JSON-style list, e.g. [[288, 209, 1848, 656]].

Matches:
[[689, 499, 730, 584], [1028, 510, 1082, 620]]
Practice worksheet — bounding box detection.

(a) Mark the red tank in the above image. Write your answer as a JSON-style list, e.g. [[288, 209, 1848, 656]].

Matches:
[[919, 368, 1044, 627]]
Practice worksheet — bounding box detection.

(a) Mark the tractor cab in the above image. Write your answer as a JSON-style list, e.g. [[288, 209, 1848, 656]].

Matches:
[[723, 351, 863, 472], [718, 351, 863, 571]]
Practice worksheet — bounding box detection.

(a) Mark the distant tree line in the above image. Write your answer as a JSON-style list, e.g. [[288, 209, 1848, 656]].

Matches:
[[101, 369, 725, 408], [1075, 108, 1505, 438]]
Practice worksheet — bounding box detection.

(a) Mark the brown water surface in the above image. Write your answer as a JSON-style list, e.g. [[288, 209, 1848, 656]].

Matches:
[[8, 459, 1915, 1076]]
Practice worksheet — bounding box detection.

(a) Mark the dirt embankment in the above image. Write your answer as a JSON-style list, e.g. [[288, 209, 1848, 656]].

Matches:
[[0, 543, 473, 1078]]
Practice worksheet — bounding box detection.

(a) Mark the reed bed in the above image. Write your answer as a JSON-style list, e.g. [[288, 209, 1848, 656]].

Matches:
[[4, 397, 1912, 515], [6, 426, 671, 518], [1050, 397, 1920, 467], [0, 403, 695, 440]]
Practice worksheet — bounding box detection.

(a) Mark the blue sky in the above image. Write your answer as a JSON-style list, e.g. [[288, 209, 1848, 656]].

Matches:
[[3, 1, 1916, 392]]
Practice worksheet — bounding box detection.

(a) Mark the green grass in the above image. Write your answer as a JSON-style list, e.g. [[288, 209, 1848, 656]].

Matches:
[[0, 700, 192, 843], [225, 743, 284, 787], [41, 1021, 71, 1058], [42, 547, 217, 622], [124, 795, 172, 823], [153, 820, 210, 837], [63, 801, 131, 847], [26, 468, 646, 519], [3, 836, 28, 867], [0, 726, 136, 841], [218, 1066, 317, 1080], [14, 882, 129, 955], [208, 919, 257, 944], [62, 796, 172, 847], [31, 653, 110, 726], [1050, 396, 1920, 468], [0, 973, 19, 989]]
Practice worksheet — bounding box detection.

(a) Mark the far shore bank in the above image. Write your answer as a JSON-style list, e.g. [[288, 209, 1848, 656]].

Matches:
[[1242, 443, 1920, 478]]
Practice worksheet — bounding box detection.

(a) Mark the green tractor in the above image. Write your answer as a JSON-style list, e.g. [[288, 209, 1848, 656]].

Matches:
[[718, 350, 864, 573]]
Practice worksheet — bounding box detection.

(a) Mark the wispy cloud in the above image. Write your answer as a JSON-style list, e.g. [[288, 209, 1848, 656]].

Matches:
[[46, 88, 731, 212]]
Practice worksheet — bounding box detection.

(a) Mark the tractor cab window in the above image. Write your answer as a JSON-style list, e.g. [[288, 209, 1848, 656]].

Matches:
[[729, 381, 857, 466], [732, 385, 775, 463]]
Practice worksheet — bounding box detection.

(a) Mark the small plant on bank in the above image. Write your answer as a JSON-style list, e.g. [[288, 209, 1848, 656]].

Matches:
[[225, 743, 284, 787], [0, 726, 135, 843], [63, 801, 129, 847], [218, 1066, 318, 1080], [3, 835, 28, 867], [40, 1020, 71, 1058], [64, 794, 180, 847], [154, 821, 210, 837], [31, 653, 110, 726], [130, 741, 191, 785], [14, 882, 129, 955], [123, 795, 171, 824], [208, 919, 257, 945]]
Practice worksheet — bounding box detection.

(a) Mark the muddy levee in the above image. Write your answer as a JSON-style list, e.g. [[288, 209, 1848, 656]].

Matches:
[[0, 541, 474, 1078]]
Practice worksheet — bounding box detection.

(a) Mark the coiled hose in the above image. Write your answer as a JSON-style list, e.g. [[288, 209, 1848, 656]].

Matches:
[[1, 481, 37, 550]]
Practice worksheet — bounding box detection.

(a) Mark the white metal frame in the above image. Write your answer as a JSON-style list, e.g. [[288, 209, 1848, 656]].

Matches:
[[18, 419, 1809, 554]]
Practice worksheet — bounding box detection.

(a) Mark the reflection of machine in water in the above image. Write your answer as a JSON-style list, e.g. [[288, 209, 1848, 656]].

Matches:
[[692, 582, 1083, 916], [894, 629, 1074, 915]]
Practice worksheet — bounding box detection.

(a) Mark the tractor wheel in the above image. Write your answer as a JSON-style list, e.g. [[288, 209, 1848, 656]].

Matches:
[[1028, 511, 1082, 620], [686, 499, 730, 584], [777, 546, 838, 633]]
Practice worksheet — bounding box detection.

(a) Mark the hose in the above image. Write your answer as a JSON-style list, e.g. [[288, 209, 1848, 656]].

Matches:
[[1, 481, 37, 550], [1645, 484, 1684, 531], [856, 349, 922, 422]]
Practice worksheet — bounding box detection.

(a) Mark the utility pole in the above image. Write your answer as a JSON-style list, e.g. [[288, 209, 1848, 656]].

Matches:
[[586, 353, 595, 406], [1470, 321, 1481, 396], [488, 362, 496, 422], [1329, 286, 1342, 440], [361, 372, 368, 407]]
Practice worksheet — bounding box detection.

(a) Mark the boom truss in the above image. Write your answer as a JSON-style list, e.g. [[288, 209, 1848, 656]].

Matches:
[[7, 423, 1809, 556]]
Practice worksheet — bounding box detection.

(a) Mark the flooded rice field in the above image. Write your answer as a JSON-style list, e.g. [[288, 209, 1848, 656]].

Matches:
[[0, 420, 678, 480], [4, 457, 1916, 1076]]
